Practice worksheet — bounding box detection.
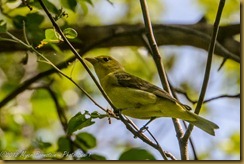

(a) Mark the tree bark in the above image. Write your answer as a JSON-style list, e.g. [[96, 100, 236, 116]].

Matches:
[[0, 23, 240, 62]]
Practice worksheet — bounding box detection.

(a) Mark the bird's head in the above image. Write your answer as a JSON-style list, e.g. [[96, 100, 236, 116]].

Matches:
[[85, 56, 124, 79]]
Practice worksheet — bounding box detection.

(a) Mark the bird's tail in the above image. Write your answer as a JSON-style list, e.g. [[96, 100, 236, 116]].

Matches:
[[186, 111, 219, 136]]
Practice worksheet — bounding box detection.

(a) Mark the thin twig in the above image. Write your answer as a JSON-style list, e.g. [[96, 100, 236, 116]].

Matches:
[[165, 151, 177, 160], [139, 0, 185, 159], [175, 88, 239, 104], [169, 82, 198, 160], [174, 88, 197, 104], [118, 114, 169, 160], [23, 21, 30, 45], [217, 57, 227, 71], [182, 121, 198, 160], [139, 0, 169, 91], [204, 94, 240, 103], [183, 0, 226, 141]]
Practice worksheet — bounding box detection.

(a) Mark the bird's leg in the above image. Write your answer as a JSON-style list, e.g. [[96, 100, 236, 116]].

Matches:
[[139, 117, 156, 133]]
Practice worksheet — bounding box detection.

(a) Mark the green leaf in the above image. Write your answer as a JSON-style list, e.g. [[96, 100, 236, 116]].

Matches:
[[26, 13, 44, 29], [44, 29, 60, 43], [119, 148, 156, 160], [63, 28, 78, 39], [12, 15, 25, 29], [57, 136, 71, 153], [31, 0, 59, 14], [75, 132, 96, 151], [61, 0, 77, 11], [12, 13, 44, 30], [0, 20, 7, 33], [67, 112, 95, 135]]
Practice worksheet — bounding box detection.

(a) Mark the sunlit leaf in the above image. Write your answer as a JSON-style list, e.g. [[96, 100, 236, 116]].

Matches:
[[44, 29, 61, 43], [63, 28, 78, 39]]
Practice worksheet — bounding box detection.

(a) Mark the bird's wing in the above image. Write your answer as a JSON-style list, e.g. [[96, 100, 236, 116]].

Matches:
[[114, 71, 178, 103]]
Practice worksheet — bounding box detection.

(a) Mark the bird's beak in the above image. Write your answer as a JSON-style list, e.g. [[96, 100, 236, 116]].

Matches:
[[85, 57, 97, 65]]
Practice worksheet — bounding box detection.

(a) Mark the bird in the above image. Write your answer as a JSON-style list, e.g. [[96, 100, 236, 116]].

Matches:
[[85, 55, 219, 136]]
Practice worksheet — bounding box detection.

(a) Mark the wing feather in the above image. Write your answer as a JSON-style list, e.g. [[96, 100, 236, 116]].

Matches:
[[114, 72, 174, 101], [113, 71, 191, 111]]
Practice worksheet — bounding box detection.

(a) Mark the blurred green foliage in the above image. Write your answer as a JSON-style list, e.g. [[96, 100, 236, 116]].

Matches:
[[119, 148, 156, 160]]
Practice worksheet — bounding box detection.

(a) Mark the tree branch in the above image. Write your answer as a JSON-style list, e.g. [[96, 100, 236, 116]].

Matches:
[[139, 0, 184, 160], [183, 0, 225, 141], [0, 24, 240, 62], [175, 88, 240, 104]]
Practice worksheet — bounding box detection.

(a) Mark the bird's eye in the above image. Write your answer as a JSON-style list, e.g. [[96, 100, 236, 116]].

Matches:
[[103, 57, 110, 62]]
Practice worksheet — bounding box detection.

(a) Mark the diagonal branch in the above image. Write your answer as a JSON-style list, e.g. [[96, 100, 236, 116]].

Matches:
[[139, 0, 184, 160], [183, 0, 226, 141]]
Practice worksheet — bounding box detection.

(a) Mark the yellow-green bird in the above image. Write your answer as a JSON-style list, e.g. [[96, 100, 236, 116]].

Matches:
[[85, 56, 219, 136]]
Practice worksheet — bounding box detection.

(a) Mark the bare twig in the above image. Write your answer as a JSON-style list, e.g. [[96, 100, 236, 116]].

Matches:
[[175, 88, 239, 104], [139, 0, 169, 91], [174, 88, 240, 104], [204, 94, 240, 103], [165, 151, 177, 160], [169, 83, 198, 160], [182, 121, 198, 160], [217, 57, 227, 71], [119, 114, 168, 160], [183, 0, 226, 141], [140, 0, 185, 159]]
